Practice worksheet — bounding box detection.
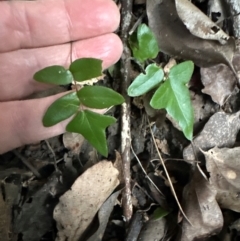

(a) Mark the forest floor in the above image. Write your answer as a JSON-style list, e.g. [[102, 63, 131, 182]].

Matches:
[[1, 0, 240, 241]]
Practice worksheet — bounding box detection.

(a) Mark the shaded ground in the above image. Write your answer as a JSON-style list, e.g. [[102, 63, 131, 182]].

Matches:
[[1, 0, 240, 240]]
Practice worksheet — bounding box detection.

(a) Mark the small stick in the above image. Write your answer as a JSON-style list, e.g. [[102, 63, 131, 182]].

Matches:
[[120, 0, 133, 223], [148, 118, 193, 226], [131, 145, 165, 196], [13, 150, 41, 178], [45, 140, 59, 172]]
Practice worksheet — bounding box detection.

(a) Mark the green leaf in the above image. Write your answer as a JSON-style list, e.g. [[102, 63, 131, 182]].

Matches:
[[150, 61, 194, 140], [153, 207, 169, 220], [66, 110, 116, 156], [128, 63, 164, 96], [169, 61, 194, 84], [77, 86, 125, 109], [129, 23, 159, 62], [34, 66, 73, 85], [43, 92, 80, 127], [69, 58, 102, 82]]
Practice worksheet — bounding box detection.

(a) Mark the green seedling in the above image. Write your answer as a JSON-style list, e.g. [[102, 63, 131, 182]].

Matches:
[[128, 24, 194, 140], [129, 23, 159, 63], [34, 58, 125, 157], [153, 207, 170, 220]]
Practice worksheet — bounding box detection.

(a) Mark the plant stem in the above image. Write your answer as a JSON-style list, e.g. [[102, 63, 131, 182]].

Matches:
[[120, 0, 133, 223]]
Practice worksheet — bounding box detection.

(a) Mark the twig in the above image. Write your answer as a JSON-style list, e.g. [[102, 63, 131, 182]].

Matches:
[[190, 141, 208, 181], [120, 0, 133, 223], [129, 12, 146, 35], [13, 150, 41, 178], [147, 118, 193, 226], [45, 140, 59, 172], [131, 145, 164, 196]]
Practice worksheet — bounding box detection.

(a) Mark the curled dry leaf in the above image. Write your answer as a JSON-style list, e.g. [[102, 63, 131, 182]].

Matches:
[[146, 0, 236, 70], [208, 0, 228, 25], [203, 147, 240, 212], [175, 0, 229, 44], [183, 111, 240, 162], [54, 161, 120, 241], [180, 169, 223, 241]]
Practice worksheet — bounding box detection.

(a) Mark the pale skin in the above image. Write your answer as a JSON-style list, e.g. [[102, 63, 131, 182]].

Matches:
[[0, 0, 123, 154]]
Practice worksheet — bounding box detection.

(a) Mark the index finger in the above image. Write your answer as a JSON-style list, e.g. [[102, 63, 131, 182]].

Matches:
[[0, 0, 120, 52]]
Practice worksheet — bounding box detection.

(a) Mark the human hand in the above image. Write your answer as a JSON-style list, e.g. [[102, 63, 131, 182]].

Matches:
[[0, 0, 123, 154]]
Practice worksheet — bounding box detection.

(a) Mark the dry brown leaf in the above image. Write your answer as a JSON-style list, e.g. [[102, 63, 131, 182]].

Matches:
[[180, 169, 223, 241], [175, 0, 229, 44], [203, 146, 240, 212], [87, 190, 121, 241], [156, 138, 170, 155], [63, 132, 85, 155], [191, 91, 218, 130], [163, 58, 177, 74], [54, 161, 120, 241], [200, 49, 240, 106], [201, 64, 236, 106], [0, 191, 10, 241], [183, 111, 240, 162], [138, 217, 166, 241], [146, 0, 236, 69]]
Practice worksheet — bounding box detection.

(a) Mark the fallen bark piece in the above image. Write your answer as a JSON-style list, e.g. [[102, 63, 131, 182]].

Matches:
[[54, 161, 120, 241]]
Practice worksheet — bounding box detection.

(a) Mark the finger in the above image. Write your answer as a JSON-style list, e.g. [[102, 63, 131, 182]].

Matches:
[[0, 92, 106, 154], [0, 33, 123, 101], [1, 0, 120, 52]]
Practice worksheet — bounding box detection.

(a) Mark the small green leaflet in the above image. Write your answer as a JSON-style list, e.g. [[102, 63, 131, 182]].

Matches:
[[43, 92, 80, 127], [66, 110, 116, 157], [129, 23, 159, 63], [34, 66, 73, 85], [153, 207, 169, 220], [69, 58, 102, 82], [150, 61, 194, 140], [77, 86, 125, 109], [128, 63, 164, 96]]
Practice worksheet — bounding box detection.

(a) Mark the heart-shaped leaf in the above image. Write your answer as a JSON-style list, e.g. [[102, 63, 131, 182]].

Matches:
[[169, 61, 194, 83], [43, 92, 80, 127], [77, 86, 125, 109], [69, 58, 103, 82], [129, 23, 159, 63], [128, 63, 164, 96], [150, 61, 194, 140], [34, 66, 73, 85], [66, 110, 116, 156]]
